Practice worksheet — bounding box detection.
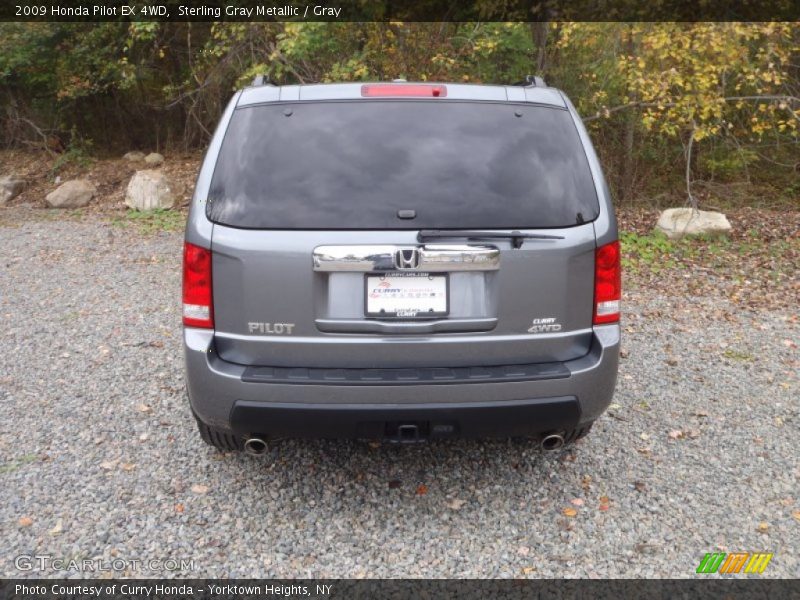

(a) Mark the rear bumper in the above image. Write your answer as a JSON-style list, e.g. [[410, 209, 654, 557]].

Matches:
[[230, 397, 580, 440], [185, 324, 619, 440]]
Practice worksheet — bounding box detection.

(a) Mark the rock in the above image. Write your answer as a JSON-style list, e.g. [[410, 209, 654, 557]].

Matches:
[[125, 170, 175, 211], [45, 179, 96, 208], [123, 151, 145, 162], [144, 152, 164, 166], [655, 208, 732, 239], [0, 176, 26, 206]]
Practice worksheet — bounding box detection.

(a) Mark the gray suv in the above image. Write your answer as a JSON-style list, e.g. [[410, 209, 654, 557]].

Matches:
[[183, 79, 620, 454]]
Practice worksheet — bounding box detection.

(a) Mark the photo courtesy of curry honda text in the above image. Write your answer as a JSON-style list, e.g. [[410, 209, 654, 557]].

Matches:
[[182, 78, 621, 455]]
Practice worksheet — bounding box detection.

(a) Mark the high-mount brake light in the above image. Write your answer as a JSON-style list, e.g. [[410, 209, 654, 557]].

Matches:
[[593, 240, 621, 325], [183, 242, 214, 328], [361, 84, 447, 98]]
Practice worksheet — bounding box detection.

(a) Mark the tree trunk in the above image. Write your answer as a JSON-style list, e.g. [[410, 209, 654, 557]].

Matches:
[[686, 125, 698, 210], [530, 22, 548, 74], [619, 26, 637, 203]]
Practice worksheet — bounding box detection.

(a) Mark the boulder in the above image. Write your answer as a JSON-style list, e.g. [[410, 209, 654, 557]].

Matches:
[[144, 152, 164, 166], [45, 179, 96, 208], [123, 151, 146, 162], [125, 170, 175, 211], [655, 208, 732, 240], [0, 175, 26, 206]]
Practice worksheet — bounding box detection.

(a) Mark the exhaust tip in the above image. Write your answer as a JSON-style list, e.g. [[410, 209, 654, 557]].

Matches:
[[243, 437, 268, 456], [540, 433, 565, 452]]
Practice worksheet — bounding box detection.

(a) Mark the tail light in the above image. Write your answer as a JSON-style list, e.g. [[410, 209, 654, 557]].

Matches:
[[183, 242, 213, 328], [593, 240, 621, 325], [361, 84, 447, 98]]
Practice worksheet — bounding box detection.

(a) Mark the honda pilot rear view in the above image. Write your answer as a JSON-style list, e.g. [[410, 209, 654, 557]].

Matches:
[[183, 80, 621, 454]]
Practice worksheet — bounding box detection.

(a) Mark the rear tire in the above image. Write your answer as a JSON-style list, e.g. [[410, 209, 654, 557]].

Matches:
[[562, 421, 594, 445], [194, 416, 244, 452]]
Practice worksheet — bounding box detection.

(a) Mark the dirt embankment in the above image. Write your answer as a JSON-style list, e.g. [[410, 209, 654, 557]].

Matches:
[[0, 149, 203, 213]]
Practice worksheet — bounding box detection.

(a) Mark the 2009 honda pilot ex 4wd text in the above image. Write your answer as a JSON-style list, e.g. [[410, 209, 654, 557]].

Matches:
[[183, 79, 621, 455]]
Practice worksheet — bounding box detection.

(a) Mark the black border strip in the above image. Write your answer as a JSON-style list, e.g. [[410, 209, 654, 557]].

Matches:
[[2, 0, 800, 22]]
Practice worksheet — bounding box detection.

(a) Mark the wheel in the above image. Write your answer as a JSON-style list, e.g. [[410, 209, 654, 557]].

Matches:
[[194, 415, 244, 452], [562, 421, 594, 445]]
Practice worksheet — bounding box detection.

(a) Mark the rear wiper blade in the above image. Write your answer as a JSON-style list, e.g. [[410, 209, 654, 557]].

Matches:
[[417, 229, 564, 249]]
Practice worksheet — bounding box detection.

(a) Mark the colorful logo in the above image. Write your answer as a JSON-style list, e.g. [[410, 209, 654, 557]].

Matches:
[[696, 552, 773, 574]]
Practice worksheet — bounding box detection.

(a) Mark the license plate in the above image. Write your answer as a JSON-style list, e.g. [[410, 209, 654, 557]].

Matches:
[[365, 273, 448, 317]]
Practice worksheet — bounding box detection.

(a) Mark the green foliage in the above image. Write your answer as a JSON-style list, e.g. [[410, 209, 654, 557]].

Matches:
[[49, 132, 94, 176], [112, 209, 185, 234], [1, 22, 798, 204], [620, 231, 676, 272]]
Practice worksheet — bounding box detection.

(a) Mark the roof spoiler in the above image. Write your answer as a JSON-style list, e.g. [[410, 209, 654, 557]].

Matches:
[[250, 74, 274, 87], [513, 75, 546, 87]]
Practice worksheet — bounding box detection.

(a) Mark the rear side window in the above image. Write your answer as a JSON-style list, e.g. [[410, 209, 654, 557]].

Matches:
[[206, 101, 599, 229]]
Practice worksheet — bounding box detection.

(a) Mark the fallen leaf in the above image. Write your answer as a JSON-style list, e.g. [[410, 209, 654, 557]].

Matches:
[[666, 357, 678, 367], [446, 498, 466, 510], [100, 460, 117, 470], [388, 480, 401, 489], [136, 404, 152, 413], [191, 484, 209, 494], [562, 507, 578, 517], [668, 429, 685, 440], [175, 503, 185, 513], [19, 516, 33, 527], [416, 484, 428, 496], [581, 475, 592, 490], [633, 481, 647, 492], [792, 510, 800, 521], [757, 522, 769, 533], [521, 566, 536, 575], [692, 410, 709, 418], [599, 496, 611, 511], [121, 462, 136, 471], [634, 543, 660, 554], [570, 498, 585, 506], [49, 519, 63, 535]]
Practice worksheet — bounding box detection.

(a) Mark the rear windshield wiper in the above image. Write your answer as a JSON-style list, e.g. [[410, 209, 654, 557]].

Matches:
[[417, 229, 564, 249]]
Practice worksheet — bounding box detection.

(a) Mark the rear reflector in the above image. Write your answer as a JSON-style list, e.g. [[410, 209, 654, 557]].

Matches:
[[183, 242, 214, 329], [361, 84, 447, 98], [593, 240, 621, 325]]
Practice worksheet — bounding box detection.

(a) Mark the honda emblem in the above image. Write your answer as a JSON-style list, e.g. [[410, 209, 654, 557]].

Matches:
[[395, 248, 420, 269]]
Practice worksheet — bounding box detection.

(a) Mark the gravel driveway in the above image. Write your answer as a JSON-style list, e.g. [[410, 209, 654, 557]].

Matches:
[[1, 211, 798, 578]]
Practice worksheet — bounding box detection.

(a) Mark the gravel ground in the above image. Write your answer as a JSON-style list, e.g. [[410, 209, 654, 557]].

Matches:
[[1, 210, 798, 579]]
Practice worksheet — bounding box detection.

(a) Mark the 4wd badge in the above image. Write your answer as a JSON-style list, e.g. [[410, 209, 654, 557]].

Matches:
[[528, 317, 562, 333]]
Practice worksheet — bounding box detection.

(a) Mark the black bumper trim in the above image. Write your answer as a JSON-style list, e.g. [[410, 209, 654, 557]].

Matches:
[[241, 361, 570, 386], [229, 396, 581, 440]]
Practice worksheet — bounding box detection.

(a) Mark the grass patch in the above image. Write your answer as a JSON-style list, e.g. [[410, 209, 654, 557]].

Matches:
[[0, 454, 38, 475], [723, 348, 754, 361], [112, 208, 185, 234], [620, 231, 676, 272]]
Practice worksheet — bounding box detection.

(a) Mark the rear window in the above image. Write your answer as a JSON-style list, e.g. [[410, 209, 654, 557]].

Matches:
[[206, 101, 599, 229]]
